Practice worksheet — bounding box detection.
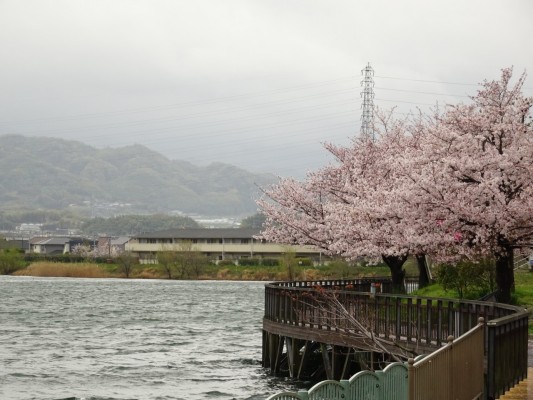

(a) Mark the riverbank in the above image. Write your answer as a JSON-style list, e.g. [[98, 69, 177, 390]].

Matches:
[[11, 261, 533, 334], [13, 261, 401, 281]]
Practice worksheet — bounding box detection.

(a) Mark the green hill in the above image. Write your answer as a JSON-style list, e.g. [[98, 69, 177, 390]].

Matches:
[[0, 135, 276, 216]]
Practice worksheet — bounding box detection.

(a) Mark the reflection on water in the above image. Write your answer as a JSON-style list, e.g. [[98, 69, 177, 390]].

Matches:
[[0, 276, 298, 400]]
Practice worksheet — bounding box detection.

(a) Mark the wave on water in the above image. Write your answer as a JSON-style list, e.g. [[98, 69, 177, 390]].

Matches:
[[0, 277, 299, 400]]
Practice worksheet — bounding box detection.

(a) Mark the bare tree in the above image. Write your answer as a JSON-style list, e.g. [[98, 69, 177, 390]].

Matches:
[[116, 251, 137, 278], [280, 247, 299, 281], [157, 250, 177, 279], [175, 241, 207, 279], [291, 286, 417, 362]]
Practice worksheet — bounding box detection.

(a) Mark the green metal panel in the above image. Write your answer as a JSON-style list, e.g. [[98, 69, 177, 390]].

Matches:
[[377, 362, 408, 400], [266, 363, 409, 400], [347, 370, 381, 400], [266, 391, 305, 400], [308, 380, 346, 400]]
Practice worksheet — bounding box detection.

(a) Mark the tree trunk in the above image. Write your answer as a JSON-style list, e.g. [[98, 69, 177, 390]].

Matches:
[[415, 254, 431, 289], [495, 245, 515, 304], [382, 254, 408, 293]]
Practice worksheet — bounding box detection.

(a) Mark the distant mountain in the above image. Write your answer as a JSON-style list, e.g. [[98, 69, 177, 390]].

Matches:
[[0, 135, 277, 216]]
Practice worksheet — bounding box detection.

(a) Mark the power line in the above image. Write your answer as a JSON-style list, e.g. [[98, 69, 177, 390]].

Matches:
[[2, 69, 530, 173], [374, 97, 443, 107], [0, 76, 357, 125], [375, 75, 481, 87], [374, 86, 470, 98], [375, 74, 533, 91], [2, 72, 528, 128], [8, 98, 358, 137]]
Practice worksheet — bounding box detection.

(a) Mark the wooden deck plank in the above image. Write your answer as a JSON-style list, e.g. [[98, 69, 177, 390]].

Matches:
[[497, 368, 533, 399]]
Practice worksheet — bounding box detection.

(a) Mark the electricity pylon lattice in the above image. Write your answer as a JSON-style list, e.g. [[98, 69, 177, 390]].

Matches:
[[360, 62, 375, 140]]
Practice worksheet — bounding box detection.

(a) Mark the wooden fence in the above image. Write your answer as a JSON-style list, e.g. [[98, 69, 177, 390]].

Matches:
[[263, 279, 529, 399]]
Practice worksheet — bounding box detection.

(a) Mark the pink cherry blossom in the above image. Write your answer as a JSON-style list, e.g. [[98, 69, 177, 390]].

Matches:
[[258, 68, 532, 302]]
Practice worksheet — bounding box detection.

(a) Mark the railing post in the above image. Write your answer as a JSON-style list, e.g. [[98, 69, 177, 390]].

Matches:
[[447, 335, 455, 400], [339, 380, 349, 400], [426, 299, 433, 344], [436, 300, 443, 346], [396, 297, 401, 341], [297, 390, 309, 400], [486, 323, 496, 399], [407, 358, 415, 400], [416, 298, 422, 346], [407, 297, 413, 341]]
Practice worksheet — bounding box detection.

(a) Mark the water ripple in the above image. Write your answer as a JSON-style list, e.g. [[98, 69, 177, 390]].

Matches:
[[0, 277, 298, 400]]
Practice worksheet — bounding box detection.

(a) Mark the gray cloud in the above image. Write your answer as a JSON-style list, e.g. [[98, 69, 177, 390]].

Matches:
[[1, 0, 532, 178]]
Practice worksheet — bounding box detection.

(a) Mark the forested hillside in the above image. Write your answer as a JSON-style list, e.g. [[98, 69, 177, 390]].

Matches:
[[81, 214, 200, 236], [0, 135, 275, 216]]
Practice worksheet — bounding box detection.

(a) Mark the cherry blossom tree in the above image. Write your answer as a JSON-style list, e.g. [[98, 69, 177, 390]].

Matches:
[[259, 111, 420, 292], [324, 133, 407, 289], [258, 175, 332, 251], [259, 68, 532, 303], [72, 242, 123, 260], [399, 68, 533, 302]]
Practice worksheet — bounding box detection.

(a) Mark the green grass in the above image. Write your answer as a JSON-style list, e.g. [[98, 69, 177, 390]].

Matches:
[[410, 267, 533, 333], [411, 283, 458, 299], [512, 269, 533, 334], [513, 268, 533, 306], [201, 263, 288, 280]]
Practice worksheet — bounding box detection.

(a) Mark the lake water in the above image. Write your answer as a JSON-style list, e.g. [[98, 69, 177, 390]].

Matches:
[[0, 276, 298, 400]]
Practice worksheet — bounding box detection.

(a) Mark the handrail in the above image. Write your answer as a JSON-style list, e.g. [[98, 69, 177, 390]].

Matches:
[[271, 276, 419, 293], [408, 320, 485, 400], [263, 279, 529, 399]]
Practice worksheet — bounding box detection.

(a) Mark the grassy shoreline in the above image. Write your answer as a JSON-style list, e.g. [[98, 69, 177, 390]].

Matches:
[[13, 261, 399, 281]]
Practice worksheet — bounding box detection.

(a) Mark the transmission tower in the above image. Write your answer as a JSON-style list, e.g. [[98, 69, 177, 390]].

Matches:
[[360, 62, 375, 140]]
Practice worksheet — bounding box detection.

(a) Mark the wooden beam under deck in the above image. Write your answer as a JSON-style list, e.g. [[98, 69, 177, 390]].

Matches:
[[263, 319, 432, 357]]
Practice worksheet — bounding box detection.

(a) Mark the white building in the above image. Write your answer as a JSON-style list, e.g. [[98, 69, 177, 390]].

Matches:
[[125, 228, 322, 264]]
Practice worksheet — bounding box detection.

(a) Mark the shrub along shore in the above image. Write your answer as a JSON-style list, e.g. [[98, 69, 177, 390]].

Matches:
[[13, 260, 399, 281]]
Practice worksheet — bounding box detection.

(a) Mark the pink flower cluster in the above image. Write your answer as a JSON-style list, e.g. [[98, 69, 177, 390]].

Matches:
[[257, 68, 533, 301]]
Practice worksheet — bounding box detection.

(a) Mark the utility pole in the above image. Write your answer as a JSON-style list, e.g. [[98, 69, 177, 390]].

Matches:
[[360, 62, 375, 141]]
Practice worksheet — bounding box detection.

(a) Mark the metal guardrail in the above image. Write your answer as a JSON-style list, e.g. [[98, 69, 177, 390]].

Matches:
[[513, 254, 530, 270], [408, 320, 485, 400]]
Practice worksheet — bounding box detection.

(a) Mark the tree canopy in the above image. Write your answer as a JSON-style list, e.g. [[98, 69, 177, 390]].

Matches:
[[81, 214, 199, 236], [258, 68, 533, 302]]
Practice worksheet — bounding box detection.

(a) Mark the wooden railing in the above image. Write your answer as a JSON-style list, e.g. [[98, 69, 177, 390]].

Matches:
[[270, 276, 420, 294], [486, 312, 529, 397], [408, 320, 485, 400], [263, 279, 529, 399]]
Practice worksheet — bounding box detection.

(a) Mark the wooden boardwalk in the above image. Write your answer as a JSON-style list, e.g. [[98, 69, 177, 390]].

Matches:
[[263, 279, 530, 399], [497, 368, 533, 399]]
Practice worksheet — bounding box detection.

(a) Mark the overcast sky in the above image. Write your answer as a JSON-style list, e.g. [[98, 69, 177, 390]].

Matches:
[[1, 0, 532, 178]]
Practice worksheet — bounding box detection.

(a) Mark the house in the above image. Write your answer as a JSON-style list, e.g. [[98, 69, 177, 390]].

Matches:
[[0, 237, 28, 251], [125, 228, 323, 264], [29, 237, 86, 255]]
